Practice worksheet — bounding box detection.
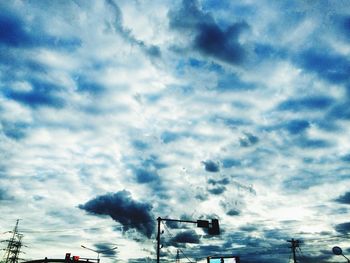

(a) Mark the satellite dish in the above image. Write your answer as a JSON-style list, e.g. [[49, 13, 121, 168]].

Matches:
[[332, 246, 343, 255]]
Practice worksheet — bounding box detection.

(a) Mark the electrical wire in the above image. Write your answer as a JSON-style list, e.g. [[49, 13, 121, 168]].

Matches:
[[18, 220, 155, 233], [161, 221, 194, 263], [3, 220, 349, 262]]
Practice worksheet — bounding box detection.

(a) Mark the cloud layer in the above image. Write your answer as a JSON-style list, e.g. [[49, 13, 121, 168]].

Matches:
[[1, 0, 350, 262]]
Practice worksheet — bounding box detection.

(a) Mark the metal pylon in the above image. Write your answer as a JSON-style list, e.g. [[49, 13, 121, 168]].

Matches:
[[2, 220, 24, 263]]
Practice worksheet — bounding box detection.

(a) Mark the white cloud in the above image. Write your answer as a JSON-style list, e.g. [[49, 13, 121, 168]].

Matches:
[[1, 1, 350, 262]]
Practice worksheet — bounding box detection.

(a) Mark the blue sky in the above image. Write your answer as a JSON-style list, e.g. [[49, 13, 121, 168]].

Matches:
[[1, 0, 350, 262]]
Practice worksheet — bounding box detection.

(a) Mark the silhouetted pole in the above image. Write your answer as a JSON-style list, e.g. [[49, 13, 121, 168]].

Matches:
[[287, 239, 299, 263], [176, 249, 180, 263], [156, 217, 161, 263]]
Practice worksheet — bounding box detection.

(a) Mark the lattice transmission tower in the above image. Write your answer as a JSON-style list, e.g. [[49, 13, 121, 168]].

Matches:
[[1, 220, 24, 263]]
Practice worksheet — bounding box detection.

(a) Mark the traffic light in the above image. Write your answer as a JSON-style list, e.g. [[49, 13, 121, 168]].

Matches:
[[208, 219, 220, 235], [72, 256, 80, 261], [65, 253, 71, 262]]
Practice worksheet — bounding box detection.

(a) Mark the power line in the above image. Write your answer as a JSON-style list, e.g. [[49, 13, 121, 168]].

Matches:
[[18, 220, 155, 233], [161, 221, 194, 263]]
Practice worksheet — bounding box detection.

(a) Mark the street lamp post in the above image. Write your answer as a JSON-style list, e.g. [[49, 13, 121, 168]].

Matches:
[[332, 246, 350, 263], [81, 245, 118, 263]]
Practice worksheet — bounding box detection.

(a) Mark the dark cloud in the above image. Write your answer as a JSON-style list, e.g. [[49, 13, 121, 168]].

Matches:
[[328, 102, 350, 120], [335, 222, 350, 234], [134, 169, 160, 184], [94, 243, 118, 257], [161, 131, 189, 143], [194, 23, 247, 64], [125, 156, 169, 199], [223, 232, 291, 262], [226, 209, 240, 216], [239, 133, 259, 147], [239, 225, 257, 232], [296, 50, 350, 85], [282, 171, 320, 191], [0, 50, 47, 83], [254, 43, 287, 60], [283, 120, 310, 134], [168, 0, 248, 65], [194, 244, 224, 259], [208, 186, 226, 195], [187, 57, 207, 68], [195, 192, 208, 201], [297, 253, 333, 263], [127, 156, 167, 185], [208, 178, 230, 185], [0, 188, 13, 201], [341, 154, 350, 162], [132, 140, 149, 151], [4, 88, 65, 109], [217, 73, 256, 91], [335, 192, 350, 204], [0, 8, 33, 47], [169, 230, 200, 244], [75, 76, 105, 95], [295, 137, 332, 149], [0, 6, 81, 49], [139, 43, 161, 58], [129, 156, 167, 184], [165, 220, 182, 229], [263, 229, 288, 240], [313, 118, 340, 132], [220, 199, 242, 217], [3, 79, 65, 109], [277, 96, 334, 111], [1, 121, 29, 140], [340, 16, 350, 41], [202, 160, 220, 172], [79, 190, 154, 238], [141, 155, 167, 170], [161, 131, 180, 143], [222, 158, 241, 168]]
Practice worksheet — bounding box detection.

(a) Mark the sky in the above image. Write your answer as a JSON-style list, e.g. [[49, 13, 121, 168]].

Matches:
[[1, 0, 350, 262]]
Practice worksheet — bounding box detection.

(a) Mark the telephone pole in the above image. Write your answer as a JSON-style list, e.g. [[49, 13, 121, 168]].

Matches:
[[287, 238, 299, 263], [175, 250, 180, 263]]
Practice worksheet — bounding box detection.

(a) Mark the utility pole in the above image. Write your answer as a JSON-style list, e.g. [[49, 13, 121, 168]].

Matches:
[[2, 220, 23, 263], [176, 250, 180, 263], [287, 238, 299, 263], [157, 217, 161, 263]]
